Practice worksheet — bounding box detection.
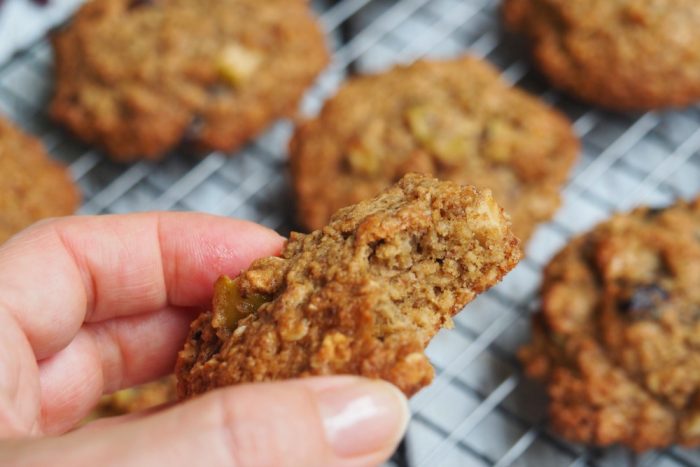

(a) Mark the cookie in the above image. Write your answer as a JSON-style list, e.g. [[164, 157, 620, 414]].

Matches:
[[0, 116, 80, 243], [519, 199, 700, 451], [88, 377, 176, 420], [289, 56, 578, 245], [177, 174, 521, 398], [51, 0, 329, 161], [502, 0, 700, 110]]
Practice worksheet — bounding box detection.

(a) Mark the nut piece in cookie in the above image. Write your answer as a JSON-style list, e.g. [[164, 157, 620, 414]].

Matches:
[[502, 0, 700, 110], [177, 174, 521, 398], [520, 198, 700, 451], [0, 116, 80, 243], [289, 56, 578, 245], [51, 0, 329, 161]]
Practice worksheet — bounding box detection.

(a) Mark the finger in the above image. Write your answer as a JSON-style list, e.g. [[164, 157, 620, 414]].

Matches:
[[37, 307, 191, 434], [76, 402, 176, 432], [72, 379, 362, 434], [2, 377, 409, 467], [0, 311, 37, 438], [0, 212, 284, 360]]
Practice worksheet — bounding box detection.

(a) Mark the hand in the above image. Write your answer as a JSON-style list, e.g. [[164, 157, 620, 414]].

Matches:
[[0, 213, 408, 466]]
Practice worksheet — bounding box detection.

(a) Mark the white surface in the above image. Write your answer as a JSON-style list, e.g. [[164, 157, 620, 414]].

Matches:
[[0, 0, 82, 65]]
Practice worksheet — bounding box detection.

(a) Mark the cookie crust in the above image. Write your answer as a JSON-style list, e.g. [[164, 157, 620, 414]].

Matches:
[[0, 117, 80, 243], [520, 199, 700, 451], [51, 0, 329, 161], [177, 174, 521, 398], [289, 56, 578, 244], [503, 0, 700, 110]]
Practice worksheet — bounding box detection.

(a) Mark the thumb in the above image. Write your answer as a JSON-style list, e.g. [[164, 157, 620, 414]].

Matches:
[[2, 377, 409, 467]]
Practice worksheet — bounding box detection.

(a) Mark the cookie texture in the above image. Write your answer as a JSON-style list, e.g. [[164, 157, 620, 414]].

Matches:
[[503, 0, 700, 110], [0, 117, 80, 243], [289, 57, 578, 245], [520, 199, 700, 451], [177, 174, 521, 398], [51, 0, 329, 161], [87, 377, 176, 420]]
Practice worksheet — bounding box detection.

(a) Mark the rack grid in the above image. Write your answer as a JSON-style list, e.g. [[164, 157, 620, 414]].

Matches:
[[2, 1, 700, 466]]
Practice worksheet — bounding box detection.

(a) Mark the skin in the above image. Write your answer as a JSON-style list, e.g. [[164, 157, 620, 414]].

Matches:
[[0, 213, 408, 467]]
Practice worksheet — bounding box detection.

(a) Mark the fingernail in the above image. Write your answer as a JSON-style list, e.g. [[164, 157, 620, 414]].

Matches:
[[317, 380, 409, 458]]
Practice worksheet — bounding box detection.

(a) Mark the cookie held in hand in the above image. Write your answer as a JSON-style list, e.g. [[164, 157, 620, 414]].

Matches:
[[177, 174, 521, 398]]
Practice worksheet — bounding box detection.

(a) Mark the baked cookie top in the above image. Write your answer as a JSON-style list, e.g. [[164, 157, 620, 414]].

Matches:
[[503, 0, 700, 110], [289, 56, 578, 244], [177, 174, 521, 398], [0, 117, 80, 243], [51, 0, 329, 161], [520, 199, 700, 451]]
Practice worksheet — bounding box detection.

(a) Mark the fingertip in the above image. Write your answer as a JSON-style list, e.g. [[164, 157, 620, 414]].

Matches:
[[310, 378, 409, 463], [157, 212, 286, 308], [197, 377, 410, 466]]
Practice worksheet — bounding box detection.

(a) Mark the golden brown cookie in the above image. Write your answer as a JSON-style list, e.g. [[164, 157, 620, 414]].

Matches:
[[51, 0, 329, 161], [177, 174, 521, 398], [289, 56, 578, 245], [0, 116, 80, 243], [519, 198, 700, 451], [87, 377, 176, 420], [502, 0, 700, 110]]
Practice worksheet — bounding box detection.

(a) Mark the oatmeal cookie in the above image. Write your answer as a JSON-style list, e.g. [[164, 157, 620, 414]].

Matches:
[[0, 116, 80, 243], [88, 377, 176, 420], [289, 56, 578, 245], [502, 0, 700, 110], [519, 198, 700, 451], [51, 0, 329, 161], [177, 174, 521, 398]]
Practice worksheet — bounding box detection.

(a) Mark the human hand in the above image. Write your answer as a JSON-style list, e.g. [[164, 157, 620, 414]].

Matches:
[[0, 213, 408, 466]]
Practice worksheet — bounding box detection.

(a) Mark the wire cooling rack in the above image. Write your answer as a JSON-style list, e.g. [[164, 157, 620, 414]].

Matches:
[[2, 1, 700, 466]]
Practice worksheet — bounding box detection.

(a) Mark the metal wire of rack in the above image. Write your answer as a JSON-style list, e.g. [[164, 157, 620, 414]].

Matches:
[[1, 0, 700, 466]]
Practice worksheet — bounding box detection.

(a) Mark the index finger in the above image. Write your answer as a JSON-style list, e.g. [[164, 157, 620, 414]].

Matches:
[[0, 212, 284, 360]]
